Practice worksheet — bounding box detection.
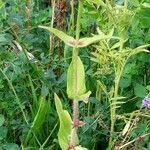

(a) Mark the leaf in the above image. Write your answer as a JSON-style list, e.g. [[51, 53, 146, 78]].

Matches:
[[38, 26, 76, 47], [111, 42, 120, 50], [41, 84, 49, 96], [67, 56, 86, 100], [78, 35, 109, 48], [0, 0, 4, 8], [122, 121, 131, 136], [0, 126, 7, 140], [54, 94, 78, 150], [2, 143, 20, 150], [75, 145, 88, 150], [128, 45, 149, 59], [0, 114, 4, 127], [31, 96, 48, 131], [134, 44, 150, 51], [146, 85, 150, 91], [0, 34, 7, 43], [142, 3, 150, 8], [77, 91, 91, 103], [134, 83, 148, 98], [119, 76, 131, 88], [39, 26, 110, 48], [110, 97, 126, 101], [97, 80, 108, 95], [138, 8, 150, 28], [25, 96, 49, 145]]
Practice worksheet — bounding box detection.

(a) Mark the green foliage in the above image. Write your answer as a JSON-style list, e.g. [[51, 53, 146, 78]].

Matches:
[[0, 0, 150, 150], [134, 83, 148, 98], [39, 26, 110, 48], [0, 114, 4, 127], [67, 56, 91, 101], [54, 93, 76, 150], [24, 96, 49, 146]]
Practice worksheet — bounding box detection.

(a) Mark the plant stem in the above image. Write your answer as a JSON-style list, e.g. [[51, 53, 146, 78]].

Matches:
[[70, 0, 75, 32], [119, 132, 150, 149], [70, 0, 83, 147], [109, 66, 125, 148], [109, 78, 120, 149], [73, 0, 83, 57], [26, 0, 31, 32], [49, 0, 56, 55]]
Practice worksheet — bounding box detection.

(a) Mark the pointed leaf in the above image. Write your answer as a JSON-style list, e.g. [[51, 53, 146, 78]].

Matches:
[[97, 80, 108, 95], [128, 44, 150, 58], [110, 97, 126, 101], [54, 94, 74, 150], [39, 26, 76, 47], [122, 121, 131, 136], [25, 96, 49, 145], [67, 57, 86, 100], [31, 96, 48, 131], [77, 91, 91, 103], [77, 35, 109, 48]]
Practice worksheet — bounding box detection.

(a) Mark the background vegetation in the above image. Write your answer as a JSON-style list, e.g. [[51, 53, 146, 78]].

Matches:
[[0, 0, 150, 150]]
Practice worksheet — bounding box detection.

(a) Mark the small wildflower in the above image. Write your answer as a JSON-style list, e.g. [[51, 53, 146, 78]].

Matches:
[[142, 97, 150, 108]]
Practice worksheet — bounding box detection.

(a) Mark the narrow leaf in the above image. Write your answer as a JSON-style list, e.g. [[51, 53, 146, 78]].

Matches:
[[54, 93, 75, 150], [25, 96, 48, 145], [122, 121, 131, 136], [31, 96, 48, 131], [38, 26, 76, 47], [77, 35, 109, 47]]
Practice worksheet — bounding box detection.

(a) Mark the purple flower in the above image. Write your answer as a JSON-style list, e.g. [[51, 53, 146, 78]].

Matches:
[[142, 97, 150, 108]]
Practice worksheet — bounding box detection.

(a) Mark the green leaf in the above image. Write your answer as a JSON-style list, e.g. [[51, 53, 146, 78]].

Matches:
[[39, 26, 110, 48], [31, 96, 48, 131], [128, 44, 149, 58], [77, 91, 91, 103], [0, 0, 4, 9], [38, 26, 76, 47], [134, 83, 148, 98], [75, 146, 88, 150], [0, 114, 4, 127], [25, 96, 49, 145], [0, 126, 7, 140], [77, 35, 109, 48], [138, 8, 150, 28], [120, 76, 131, 88], [41, 84, 49, 96], [0, 34, 7, 43], [54, 93, 77, 150], [2, 143, 20, 150], [67, 56, 86, 100], [146, 85, 150, 91]]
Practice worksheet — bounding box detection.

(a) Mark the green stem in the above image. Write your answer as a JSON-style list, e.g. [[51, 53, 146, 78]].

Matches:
[[49, 0, 56, 55], [70, 0, 75, 32], [109, 65, 125, 148], [73, 0, 83, 57], [70, 0, 83, 148]]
